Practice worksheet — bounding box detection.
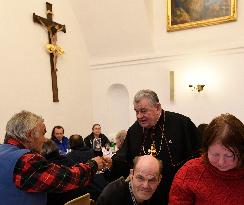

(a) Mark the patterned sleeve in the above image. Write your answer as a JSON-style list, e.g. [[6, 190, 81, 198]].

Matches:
[[13, 152, 98, 192]]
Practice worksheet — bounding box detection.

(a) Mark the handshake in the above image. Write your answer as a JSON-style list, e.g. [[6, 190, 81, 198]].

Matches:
[[92, 156, 112, 171]]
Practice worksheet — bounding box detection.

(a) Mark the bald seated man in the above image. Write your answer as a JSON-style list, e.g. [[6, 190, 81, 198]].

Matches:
[[96, 155, 162, 205]]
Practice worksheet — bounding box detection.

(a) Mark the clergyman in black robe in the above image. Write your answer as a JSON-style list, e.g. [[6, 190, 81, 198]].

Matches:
[[111, 89, 201, 205]]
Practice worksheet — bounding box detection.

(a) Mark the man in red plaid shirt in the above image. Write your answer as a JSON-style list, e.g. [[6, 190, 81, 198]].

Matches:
[[0, 110, 106, 205]]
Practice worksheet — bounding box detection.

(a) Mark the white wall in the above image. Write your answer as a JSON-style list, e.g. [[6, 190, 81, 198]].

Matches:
[[89, 1, 244, 136], [107, 84, 129, 138], [70, 0, 154, 62], [1, 1, 244, 142], [0, 0, 93, 142], [91, 49, 244, 135]]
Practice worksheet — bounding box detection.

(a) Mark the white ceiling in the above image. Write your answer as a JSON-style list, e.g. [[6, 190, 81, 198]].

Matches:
[[69, 0, 154, 63]]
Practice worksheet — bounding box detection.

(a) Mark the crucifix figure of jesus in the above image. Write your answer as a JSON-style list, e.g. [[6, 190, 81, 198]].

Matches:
[[33, 2, 66, 102], [148, 143, 157, 157]]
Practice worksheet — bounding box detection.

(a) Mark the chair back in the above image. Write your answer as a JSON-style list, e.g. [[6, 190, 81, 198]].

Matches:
[[64, 193, 92, 205]]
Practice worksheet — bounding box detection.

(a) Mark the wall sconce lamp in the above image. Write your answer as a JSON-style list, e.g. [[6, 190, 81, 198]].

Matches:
[[189, 84, 205, 92]]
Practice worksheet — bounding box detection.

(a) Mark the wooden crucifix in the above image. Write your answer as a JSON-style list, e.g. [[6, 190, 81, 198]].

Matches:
[[33, 2, 66, 102]]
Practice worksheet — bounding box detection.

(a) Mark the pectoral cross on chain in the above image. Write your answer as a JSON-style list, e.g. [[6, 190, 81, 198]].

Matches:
[[148, 144, 157, 157], [33, 2, 66, 102]]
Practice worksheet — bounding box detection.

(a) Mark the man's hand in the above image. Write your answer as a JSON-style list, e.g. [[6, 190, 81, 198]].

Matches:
[[92, 156, 105, 171], [102, 156, 112, 169]]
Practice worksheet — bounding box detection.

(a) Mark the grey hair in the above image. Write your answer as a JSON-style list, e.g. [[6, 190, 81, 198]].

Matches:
[[133, 89, 159, 106], [6, 110, 44, 141], [115, 130, 127, 141]]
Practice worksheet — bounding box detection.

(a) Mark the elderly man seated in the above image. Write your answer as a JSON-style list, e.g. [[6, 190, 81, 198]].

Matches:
[[0, 110, 107, 205]]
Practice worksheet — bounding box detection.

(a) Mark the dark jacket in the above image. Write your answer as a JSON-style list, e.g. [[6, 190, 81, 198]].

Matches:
[[111, 111, 201, 205], [84, 133, 110, 148], [66, 147, 95, 164], [96, 177, 151, 205], [44, 150, 73, 166]]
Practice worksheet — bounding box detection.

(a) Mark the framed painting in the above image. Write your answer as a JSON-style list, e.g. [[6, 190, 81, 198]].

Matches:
[[167, 0, 237, 32]]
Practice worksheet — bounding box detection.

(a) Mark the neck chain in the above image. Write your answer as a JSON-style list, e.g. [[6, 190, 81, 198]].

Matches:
[[141, 111, 165, 157], [141, 111, 190, 167], [129, 181, 138, 205]]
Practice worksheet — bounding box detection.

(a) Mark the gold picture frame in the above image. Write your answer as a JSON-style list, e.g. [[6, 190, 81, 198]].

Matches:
[[167, 0, 237, 32]]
